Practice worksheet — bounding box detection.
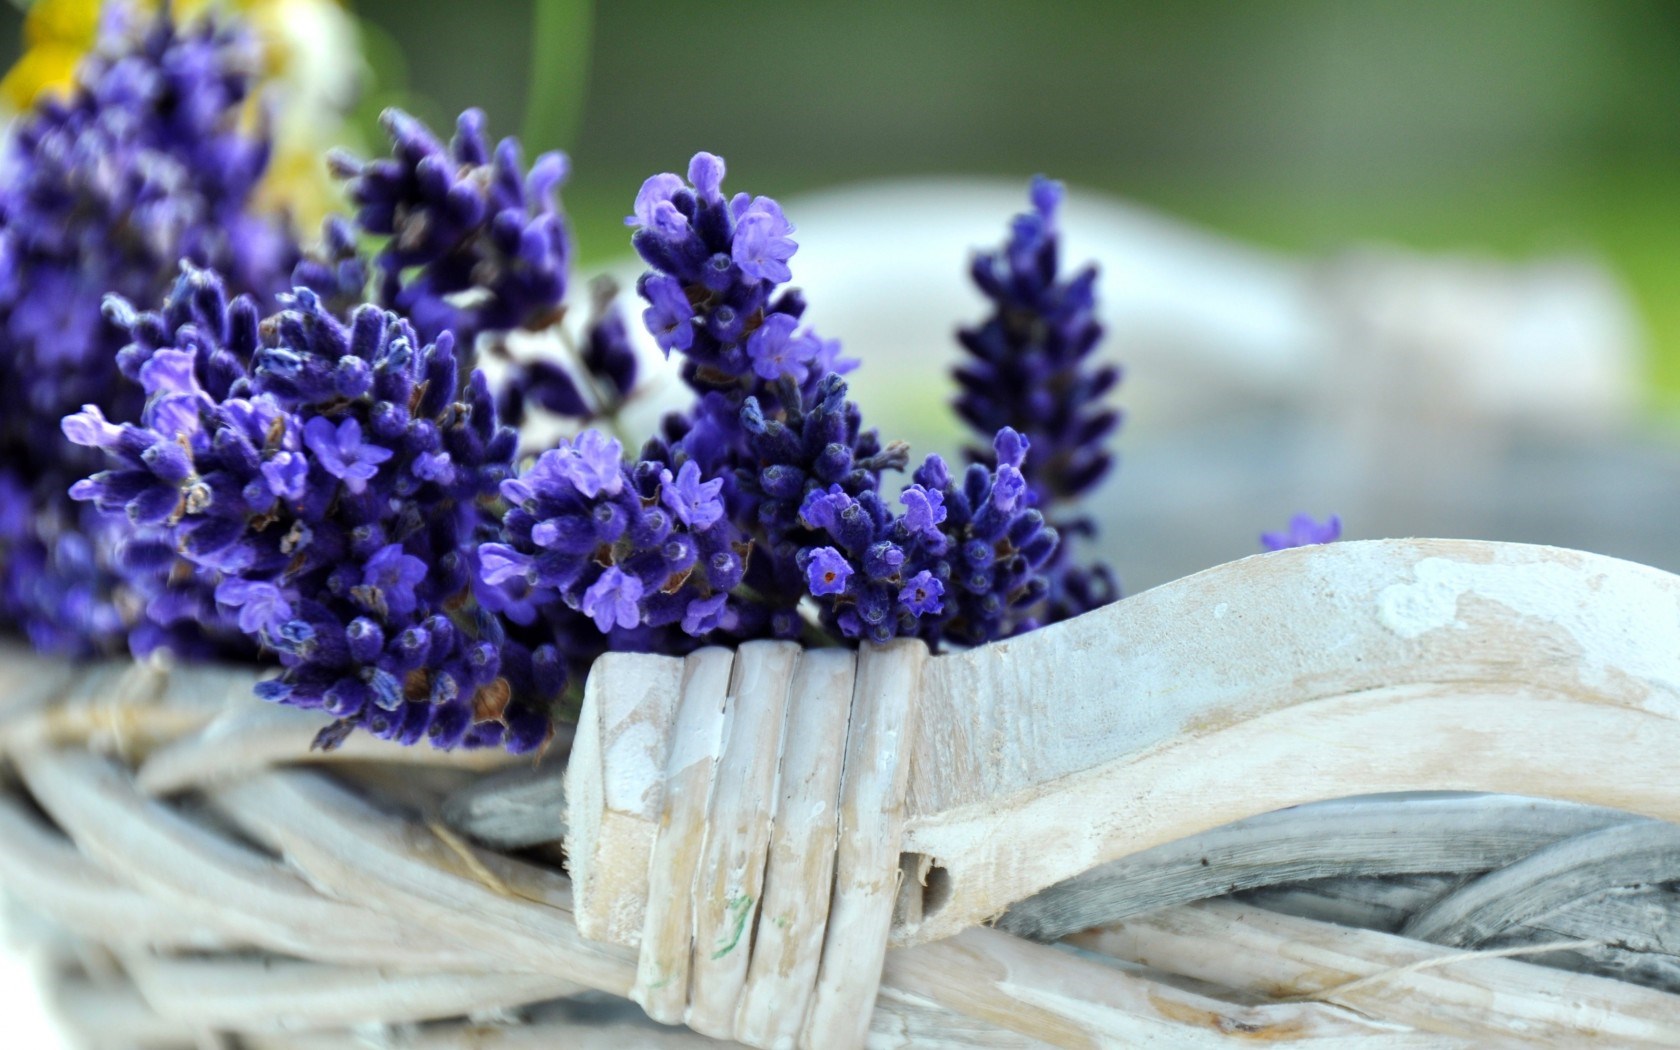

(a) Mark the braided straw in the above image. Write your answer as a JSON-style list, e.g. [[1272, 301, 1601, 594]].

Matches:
[[0, 641, 1672, 1049], [0, 541, 1677, 1047]]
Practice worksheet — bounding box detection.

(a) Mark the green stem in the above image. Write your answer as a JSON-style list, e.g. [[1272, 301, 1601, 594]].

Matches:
[[522, 0, 596, 153]]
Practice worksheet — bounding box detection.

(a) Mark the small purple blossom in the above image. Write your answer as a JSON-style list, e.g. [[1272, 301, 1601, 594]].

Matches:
[[682, 592, 729, 635], [626, 172, 685, 229], [581, 567, 643, 632], [1261, 513, 1343, 552], [732, 198, 797, 284], [899, 570, 944, 616], [660, 461, 724, 529], [215, 578, 292, 636], [799, 485, 852, 533], [746, 312, 818, 383], [901, 484, 946, 536], [806, 546, 853, 596], [688, 153, 726, 202], [304, 416, 393, 495], [61, 406, 125, 450], [478, 543, 532, 586], [642, 274, 694, 354], [359, 544, 428, 618], [262, 451, 309, 501], [535, 429, 623, 498]]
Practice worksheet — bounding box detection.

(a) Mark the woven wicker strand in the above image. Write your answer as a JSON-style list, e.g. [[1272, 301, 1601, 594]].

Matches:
[[0, 537, 1677, 1048]]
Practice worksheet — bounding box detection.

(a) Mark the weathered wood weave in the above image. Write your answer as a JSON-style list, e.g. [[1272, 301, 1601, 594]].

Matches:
[[0, 539, 1676, 1048]]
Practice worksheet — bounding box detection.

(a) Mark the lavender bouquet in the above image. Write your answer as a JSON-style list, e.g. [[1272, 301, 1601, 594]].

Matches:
[[6, 5, 1334, 757]]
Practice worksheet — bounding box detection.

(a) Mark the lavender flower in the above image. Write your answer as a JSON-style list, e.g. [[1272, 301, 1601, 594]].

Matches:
[[0, 7, 299, 656], [327, 108, 570, 353], [485, 429, 749, 650], [68, 270, 550, 753], [1261, 513, 1343, 552], [324, 108, 638, 437], [304, 417, 393, 495], [614, 156, 1060, 649], [805, 547, 853, 596], [792, 428, 1059, 646], [625, 151, 855, 481], [955, 177, 1120, 621]]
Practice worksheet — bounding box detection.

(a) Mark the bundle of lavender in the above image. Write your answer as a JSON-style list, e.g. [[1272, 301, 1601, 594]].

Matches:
[[3, 6, 1329, 757]]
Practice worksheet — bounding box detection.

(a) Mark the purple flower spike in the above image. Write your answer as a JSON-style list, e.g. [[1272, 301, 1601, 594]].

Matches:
[[326, 106, 574, 350], [1261, 513, 1343, 552], [1, 5, 301, 657], [304, 416, 393, 494], [581, 566, 643, 632], [74, 267, 531, 750], [955, 179, 1121, 623], [805, 546, 853, 597]]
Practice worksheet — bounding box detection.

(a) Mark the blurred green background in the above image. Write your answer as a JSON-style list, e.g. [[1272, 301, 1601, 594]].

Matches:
[[8, 0, 1680, 406]]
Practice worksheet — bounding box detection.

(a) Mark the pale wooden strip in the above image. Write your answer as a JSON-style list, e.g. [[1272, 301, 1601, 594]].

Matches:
[[735, 647, 857, 1048], [441, 762, 568, 849], [1243, 878, 1680, 995], [904, 685, 1680, 947], [632, 647, 735, 1024], [1517, 886, 1680, 956], [1000, 794, 1635, 940], [1241, 874, 1464, 932], [566, 648, 686, 944], [686, 641, 800, 1037], [1403, 821, 1680, 946], [1078, 899, 1680, 1046], [239, 1009, 739, 1048], [122, 955, 581, 1031], [0, 644, 77, 720], [884, 925, 1446, 1048], [238, 1001, 1055, 1050], [135, 700, 525, 796], [0, 791, 232, 948], [212, 767, 1048, 1046], [210, 766, 632, 988], [803, 639, 927, 1050], [0, 660, 191, 757], [868, 989, 1058, 1049], [50, 976, 201, 1048], [13, 751, 488, 970]]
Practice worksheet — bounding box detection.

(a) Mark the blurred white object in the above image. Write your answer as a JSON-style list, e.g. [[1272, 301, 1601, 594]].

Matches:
[[779, 178, 1642, 435]]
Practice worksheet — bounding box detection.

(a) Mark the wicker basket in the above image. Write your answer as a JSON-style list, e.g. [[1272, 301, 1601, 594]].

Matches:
[[2, 538, 1678, 1048]]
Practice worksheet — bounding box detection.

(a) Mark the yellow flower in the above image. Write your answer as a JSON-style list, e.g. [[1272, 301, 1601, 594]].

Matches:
[[1, 0, 103, 109]]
